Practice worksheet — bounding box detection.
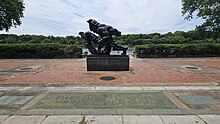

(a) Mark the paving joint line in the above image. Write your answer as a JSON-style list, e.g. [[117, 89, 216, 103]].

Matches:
[[196, 115, 208, 124], [121, 115, 125, 124], [40, 115, 48, 124], [159, 115, 166, 124]]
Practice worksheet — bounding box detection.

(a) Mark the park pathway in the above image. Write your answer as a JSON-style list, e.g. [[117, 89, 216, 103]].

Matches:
[[0, 58, 220, 123]]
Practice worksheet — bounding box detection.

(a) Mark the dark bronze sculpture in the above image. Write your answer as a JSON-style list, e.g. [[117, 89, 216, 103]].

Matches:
[[79, 19, 128, 55]]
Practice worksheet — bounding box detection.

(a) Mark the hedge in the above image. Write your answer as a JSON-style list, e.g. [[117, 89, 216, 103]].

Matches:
[[135, 43, 220, 58], [0, 43, 82, 58]]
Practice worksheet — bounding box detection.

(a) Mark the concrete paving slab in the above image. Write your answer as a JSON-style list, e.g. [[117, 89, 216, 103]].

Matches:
[[96, 86, 119, 91], [24, 109, 56, 115], [123, 115, 164, 124], [181, 109, 217, 115], [85, 115, 123, 124], [73, 109, 92, 115], [11, 110, 27, 115], [0, 87, 19, 91], [25, 88, 48, 92], [199, 115, 220, 124], [17, 87, 32, 91], [91, 109, 117, 115], [188, 86, 213, 90], [0, 110, 12, 115], [142, 86, 166, 91], [42, 115, 123, 124], [161, 115, 206, 124], [209, 86, 220, 90], [41, 115, 83, 124], [46, 87, 72, 91], [0, 116, 9, 123], [54, 109, 78, 115], [152, 109, 183, 115], [70, 86, 95, 91], [119, 87, 142, 91], [213, 110, 220, 115], [1, 115, 46, 124], [55, 109, 92, 115], [117, 109, 153, 115], [164, 86, 190, 90]]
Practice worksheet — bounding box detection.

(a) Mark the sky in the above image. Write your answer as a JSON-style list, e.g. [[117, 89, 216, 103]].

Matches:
[[1, 0, 204, 36]]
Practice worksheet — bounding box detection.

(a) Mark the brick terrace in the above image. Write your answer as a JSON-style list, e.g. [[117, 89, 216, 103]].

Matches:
[[0, 57, 220, 86]]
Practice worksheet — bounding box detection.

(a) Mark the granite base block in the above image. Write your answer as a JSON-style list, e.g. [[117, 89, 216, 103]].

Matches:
[[86, 55, 129, 71]]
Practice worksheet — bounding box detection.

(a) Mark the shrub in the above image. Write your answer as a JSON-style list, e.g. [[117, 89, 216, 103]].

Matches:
[[135, 43, 220, 58], [0, 43, 82, 58]]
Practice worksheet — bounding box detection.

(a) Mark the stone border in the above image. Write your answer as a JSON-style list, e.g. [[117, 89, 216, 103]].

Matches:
[[1, 109, 220, 115], [1, 86, 220, 92]]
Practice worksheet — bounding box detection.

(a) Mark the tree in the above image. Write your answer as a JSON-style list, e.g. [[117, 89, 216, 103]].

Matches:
[[182, 0, 220, 33], [0, 0, 25, 31]]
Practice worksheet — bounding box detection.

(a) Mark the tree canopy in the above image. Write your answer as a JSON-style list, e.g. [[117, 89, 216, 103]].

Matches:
[[1, 29, 219, 46], [0, 0, 25, 31], [182, 0, 220, 33]]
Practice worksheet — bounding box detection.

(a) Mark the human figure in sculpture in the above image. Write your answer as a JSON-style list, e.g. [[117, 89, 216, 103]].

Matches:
[[79, 31, 101, 54], [87, 19, 128, 55], [79, 31, 112, 54]]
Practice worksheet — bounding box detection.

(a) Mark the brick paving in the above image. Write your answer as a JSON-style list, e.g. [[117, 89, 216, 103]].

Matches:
[[0, 58, 219, 85], [0, 58, 220, 123]]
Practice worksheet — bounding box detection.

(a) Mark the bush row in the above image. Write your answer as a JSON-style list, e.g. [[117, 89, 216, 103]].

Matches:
[[0, 44, 82, 58], [135, 43, 220, 58]]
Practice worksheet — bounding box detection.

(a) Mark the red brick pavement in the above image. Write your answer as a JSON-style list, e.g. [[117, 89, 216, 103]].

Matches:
[[0, 58, 219, 86]]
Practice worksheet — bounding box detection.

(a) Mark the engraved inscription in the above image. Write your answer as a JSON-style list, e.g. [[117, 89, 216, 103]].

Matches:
[[33, 92, 177, 109]]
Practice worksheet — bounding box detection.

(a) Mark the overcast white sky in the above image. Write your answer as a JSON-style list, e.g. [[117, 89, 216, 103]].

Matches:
[[1, 0, 204, 36]]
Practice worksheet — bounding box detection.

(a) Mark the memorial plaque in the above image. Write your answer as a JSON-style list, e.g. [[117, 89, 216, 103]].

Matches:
[[0, 96, 34, 105], [33, 92, 177, 109], [179, 96, 220, 105], [0, 95, 34, 109], [173, 92, 220, 109]]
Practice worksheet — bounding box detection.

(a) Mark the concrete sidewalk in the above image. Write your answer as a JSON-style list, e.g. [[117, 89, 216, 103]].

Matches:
[[0, 115, 220, 124], [0, 86, 219, 124]]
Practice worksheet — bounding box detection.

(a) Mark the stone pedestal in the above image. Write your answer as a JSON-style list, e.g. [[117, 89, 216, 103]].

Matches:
[[86, 55, 129, 71]]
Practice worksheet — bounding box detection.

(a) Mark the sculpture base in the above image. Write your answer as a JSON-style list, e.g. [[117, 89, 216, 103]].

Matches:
[[86, 55, 129, 71]]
